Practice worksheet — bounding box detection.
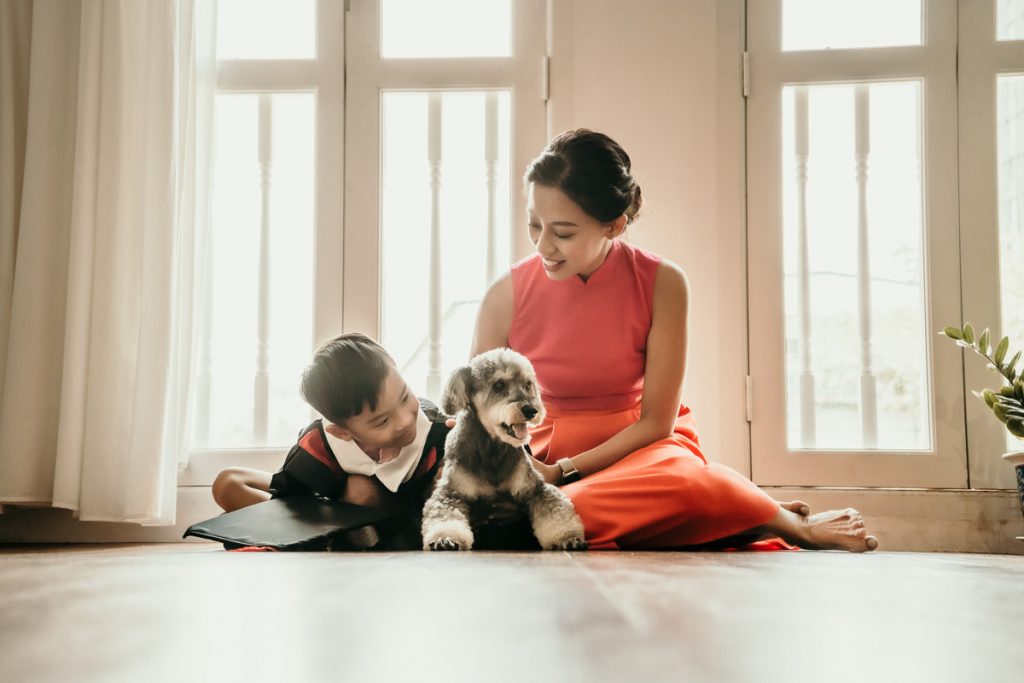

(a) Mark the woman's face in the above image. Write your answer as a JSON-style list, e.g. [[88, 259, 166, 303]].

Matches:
[[526, 183, 620, 282]]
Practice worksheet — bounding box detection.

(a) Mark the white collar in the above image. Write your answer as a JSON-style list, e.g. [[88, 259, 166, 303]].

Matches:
[[324, 408, 432, 493]]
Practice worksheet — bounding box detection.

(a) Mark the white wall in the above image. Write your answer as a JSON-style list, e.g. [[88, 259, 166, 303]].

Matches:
[[548, 0, 750, 475]]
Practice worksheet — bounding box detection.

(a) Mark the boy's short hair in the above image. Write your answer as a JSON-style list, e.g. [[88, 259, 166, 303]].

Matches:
[[300, 333, 397, 425]]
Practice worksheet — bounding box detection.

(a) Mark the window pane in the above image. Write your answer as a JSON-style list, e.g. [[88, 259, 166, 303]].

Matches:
[[196, 93, 315, 449], [381, 0, 511, 58], [781, 82, 930, 451], [782, 0, 921, 51], [999, 0, 1024, 41], [217, 0, 315, 60], [997, 74, 1024, 451], [380, 90, 512, 403]]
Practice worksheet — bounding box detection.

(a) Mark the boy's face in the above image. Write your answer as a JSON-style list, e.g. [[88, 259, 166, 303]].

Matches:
[[323, 366, 420, 450]]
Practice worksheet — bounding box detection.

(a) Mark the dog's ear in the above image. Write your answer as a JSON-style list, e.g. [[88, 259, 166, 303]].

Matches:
[[442, 365, 473, 414]]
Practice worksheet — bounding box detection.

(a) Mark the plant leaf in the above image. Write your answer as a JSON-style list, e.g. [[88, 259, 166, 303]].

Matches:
[[993, 403, 1009, 423], [982, 388, 997, 409], [943, 327, 963, 340], [995, 336, 1009, 364], [979, 329, 991, 355], [963, 323, 975, 344], [1009, 350, 1022, 374], [1008, 419, 1024, 439]]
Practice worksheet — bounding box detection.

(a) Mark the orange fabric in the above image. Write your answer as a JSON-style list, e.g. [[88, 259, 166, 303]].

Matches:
[[531, 403, 795, 551]]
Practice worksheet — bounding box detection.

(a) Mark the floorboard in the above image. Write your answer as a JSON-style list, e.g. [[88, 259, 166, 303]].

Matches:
[[1, 544, 1021, 683]]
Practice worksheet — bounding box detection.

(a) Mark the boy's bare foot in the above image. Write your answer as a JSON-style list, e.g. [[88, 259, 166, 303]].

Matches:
[[799, 508, 878, 552]]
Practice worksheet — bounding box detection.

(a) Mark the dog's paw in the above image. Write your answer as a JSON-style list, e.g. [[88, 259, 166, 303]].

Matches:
[[551, 536, 588, 551], [428, 537, 463, 551]]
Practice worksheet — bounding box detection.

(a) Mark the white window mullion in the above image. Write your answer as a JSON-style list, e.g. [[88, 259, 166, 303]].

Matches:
[[313, 0, 345, 366]]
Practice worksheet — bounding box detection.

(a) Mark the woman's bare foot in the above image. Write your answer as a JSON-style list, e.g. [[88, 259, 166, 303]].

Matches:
[[798, 508, 878, 552], [758, 506, 878, 552]]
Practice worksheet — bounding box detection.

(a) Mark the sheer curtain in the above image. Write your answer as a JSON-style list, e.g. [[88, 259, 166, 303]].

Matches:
[[0, 0, 215, 524]]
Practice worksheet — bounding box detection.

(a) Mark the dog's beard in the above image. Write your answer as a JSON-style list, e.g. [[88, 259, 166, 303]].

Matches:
[[479, 401, 542, 447]]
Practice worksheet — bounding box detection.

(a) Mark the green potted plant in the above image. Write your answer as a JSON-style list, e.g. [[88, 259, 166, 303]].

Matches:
[[941, 323, 1024, 521]]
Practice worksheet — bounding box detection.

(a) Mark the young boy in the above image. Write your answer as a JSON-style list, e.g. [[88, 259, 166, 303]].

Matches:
[[211, 333, 451, 546]]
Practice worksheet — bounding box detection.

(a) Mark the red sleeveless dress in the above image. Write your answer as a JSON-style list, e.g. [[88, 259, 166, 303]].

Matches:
[[509, 239, 791, 550]]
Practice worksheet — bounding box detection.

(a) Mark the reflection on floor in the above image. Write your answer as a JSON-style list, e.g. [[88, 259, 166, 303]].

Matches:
[[1, 544, 1022, 683]]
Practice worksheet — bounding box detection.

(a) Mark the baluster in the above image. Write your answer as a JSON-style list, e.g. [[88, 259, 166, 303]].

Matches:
[[795, 86, 816, 447], [254, 94, 272, 444], [426, 93, 443, 400], [855, 84, 878, 449], [485, 92, 499, 286]]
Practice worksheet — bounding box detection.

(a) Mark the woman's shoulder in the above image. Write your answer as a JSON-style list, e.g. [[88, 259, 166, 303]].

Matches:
[[653, 257, 690, 308]]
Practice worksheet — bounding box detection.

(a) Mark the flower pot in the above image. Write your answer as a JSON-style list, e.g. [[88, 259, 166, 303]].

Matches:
[[1002, 451, 1024, 524]]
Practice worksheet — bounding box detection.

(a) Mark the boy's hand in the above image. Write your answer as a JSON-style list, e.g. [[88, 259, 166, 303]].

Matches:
[[445, 418, 456, 428]]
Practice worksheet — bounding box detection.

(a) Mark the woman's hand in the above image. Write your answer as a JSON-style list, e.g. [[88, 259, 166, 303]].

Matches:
[[530, 458, 562, 486]]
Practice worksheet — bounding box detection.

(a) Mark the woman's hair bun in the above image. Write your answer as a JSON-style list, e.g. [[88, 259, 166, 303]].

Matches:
[[525, 129, 643, 225]]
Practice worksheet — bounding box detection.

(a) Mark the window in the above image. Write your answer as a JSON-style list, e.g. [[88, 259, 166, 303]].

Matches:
[[190, 0, 343, 460], [749, 0, 1024, 489], [746, 0, 967, 487], [959, 0, 1024, 488], [344, 0, 545, 403], [189, 0, 543, 465]]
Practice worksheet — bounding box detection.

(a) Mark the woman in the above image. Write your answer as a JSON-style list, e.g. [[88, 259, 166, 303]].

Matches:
[[472, 129, 877, 551]]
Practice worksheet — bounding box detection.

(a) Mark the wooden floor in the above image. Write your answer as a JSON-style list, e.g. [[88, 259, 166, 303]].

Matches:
[[1, 544, 1022, 683]]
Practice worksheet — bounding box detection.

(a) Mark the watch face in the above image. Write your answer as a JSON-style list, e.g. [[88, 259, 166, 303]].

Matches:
[[561, 470, 582, 485]]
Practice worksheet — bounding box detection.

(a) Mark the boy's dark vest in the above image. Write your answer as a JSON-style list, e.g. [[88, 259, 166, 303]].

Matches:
[[268, 399, 449, 503]]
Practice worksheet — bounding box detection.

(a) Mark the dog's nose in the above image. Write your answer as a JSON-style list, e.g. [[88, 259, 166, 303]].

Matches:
[[521, 405, 538, 420]]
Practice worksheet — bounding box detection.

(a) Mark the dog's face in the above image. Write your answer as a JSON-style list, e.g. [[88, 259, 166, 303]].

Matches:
[[443, 348, 546, 448]]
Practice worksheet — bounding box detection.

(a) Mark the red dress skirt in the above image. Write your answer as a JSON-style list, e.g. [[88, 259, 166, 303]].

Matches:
[[530, 402, 795, 550]]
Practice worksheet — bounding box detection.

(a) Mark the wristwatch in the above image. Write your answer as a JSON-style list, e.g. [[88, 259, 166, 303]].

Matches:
[[555, 457, 582, 484]]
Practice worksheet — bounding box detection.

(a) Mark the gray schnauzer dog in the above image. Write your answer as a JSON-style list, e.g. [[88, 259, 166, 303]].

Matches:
[[421, 348, 587, 551]]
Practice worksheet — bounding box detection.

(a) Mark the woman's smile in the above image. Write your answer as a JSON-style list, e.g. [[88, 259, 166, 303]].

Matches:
[[542, 258, 565, 272]]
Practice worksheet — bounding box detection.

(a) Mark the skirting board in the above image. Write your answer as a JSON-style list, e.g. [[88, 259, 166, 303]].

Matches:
[[763, 487, 1024, 555], [0, 486, 1022, 554]]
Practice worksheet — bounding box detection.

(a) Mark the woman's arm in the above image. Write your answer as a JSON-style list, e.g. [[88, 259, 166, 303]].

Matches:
[[547, 260, 690, 482], [471, 273, 514, 357]]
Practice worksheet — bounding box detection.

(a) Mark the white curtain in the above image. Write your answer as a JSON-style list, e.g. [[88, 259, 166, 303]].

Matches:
[[0, 0, 215, 524]]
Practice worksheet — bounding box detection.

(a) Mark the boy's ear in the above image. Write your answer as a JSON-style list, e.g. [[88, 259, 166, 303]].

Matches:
[[442, 366, 473, 415], [323, 421, 354, 441]]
